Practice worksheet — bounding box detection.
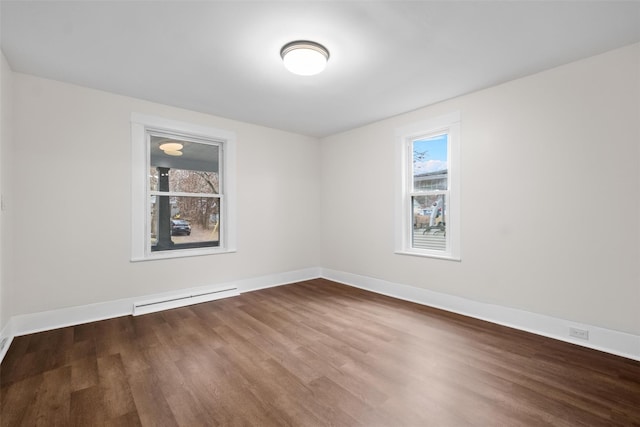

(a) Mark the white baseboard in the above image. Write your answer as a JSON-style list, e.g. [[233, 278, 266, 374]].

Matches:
[[1, 266, 637, 365], [0, 267, 321, 364], [233, 267, 322, 293], [0, 320, 14, 363], [321, 268, 640, 362]]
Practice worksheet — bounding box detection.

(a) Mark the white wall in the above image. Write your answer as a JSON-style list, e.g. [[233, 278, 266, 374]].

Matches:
[[0, 51, 13, 331], [3, 42, 638, 355], [321, 43, 640, 335], [8, 74, 320, 318]]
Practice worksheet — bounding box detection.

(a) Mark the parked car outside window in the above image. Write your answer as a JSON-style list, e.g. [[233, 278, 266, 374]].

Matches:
[[171, 219, 191, 236]]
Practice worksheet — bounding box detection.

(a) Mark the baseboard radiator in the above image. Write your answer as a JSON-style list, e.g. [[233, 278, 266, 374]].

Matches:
[[133, 287, 240, 316]]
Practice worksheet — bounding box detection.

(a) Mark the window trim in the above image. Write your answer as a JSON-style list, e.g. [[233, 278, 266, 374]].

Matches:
[[131, 113, 236, 261], [394, 112, 461, 261]]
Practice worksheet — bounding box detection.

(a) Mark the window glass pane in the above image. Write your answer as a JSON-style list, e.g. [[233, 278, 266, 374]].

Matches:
[[149, 136, 220, 193], [150, 196, 220, 251], [149, 167, 159, 192], [412, 194, 446, 251], [413, 134, 448, 191], [168, 169, 218, 194], [150, 168, 219, 194]]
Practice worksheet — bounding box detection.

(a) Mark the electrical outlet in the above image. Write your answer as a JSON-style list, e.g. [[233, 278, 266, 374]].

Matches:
[[569, 327, 589, 340]]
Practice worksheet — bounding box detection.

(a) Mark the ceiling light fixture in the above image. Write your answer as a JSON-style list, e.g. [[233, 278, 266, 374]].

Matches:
[[281, 40, 329, 76], [164, 150, 183, 157], [158, 142, 183, 151]]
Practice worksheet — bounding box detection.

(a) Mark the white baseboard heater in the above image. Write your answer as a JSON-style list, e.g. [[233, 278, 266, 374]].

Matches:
[[133, 286, 240, 316]]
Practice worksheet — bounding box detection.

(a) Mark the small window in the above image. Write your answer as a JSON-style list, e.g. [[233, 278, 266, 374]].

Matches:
[[395, 112, 460, 260], [131, 114, 236, 261]]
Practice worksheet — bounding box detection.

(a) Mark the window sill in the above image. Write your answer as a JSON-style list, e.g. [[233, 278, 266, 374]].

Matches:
[[151, 241, 220, 252], [394, 250, 461, 262], [131, 247, 236, 262]]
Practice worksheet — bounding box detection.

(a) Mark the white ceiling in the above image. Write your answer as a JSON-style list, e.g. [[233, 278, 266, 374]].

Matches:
[[2, 1, 639, 138]]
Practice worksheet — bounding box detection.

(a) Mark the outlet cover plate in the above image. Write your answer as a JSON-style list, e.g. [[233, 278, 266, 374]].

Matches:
[[569, 327, 589, 340]]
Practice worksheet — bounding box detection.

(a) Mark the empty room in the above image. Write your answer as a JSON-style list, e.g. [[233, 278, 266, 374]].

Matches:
[[0, 1, 639, 425]]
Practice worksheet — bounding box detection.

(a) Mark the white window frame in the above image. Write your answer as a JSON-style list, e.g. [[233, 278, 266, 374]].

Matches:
[[131, 113, 237, 261], [394, 112, 461, 260]]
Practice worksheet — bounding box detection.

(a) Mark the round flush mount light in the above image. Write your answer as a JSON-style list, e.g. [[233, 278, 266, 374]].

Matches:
[[280, 40, 329, 76], [158, 142, 183, 152], [164, 150, 183, 157]]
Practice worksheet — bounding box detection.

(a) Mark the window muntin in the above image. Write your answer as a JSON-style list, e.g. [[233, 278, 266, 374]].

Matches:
[[395, 112, 460, 260], [131, 113, 236, 261]]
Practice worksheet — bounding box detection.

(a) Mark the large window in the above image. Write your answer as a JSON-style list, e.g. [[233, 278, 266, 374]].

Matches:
[[395, 112, 460, 260], [131, 114, 236, 260]]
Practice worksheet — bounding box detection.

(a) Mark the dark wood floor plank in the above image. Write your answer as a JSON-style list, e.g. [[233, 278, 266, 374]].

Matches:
[[70, 385, 107, 426], [175, 344, 290, 426], [97, 353, 138, 420], [67, 338, 97, 363], [127, 368, 180, 427], [306, 375, 374, 423], [18, 366, 70, 426], [0, 350, 40, 388], [25, 328, 74, 354], [212, 324, 273, 366], [212, 348, 319, 426], [0, 374, 43, 427], [292, 345, 390, 407], [1, 279, 639, 426], [70, 356, 99, 392], [173, 354, 236, 426], [0, 336, 31, 387], [73, 322, 97, 343], [104, 411, 143, 427], [164, 392, 211, 427], [258, 357, 363, 426]]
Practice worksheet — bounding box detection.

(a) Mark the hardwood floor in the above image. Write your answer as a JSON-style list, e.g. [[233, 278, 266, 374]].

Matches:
[[1, 279, 639, 426]]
